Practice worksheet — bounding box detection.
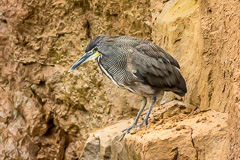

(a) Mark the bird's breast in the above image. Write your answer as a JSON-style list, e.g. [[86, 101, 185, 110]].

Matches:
[[97, 56, 121, 86]]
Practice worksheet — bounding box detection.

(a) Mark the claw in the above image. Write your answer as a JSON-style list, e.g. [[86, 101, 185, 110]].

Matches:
[[119, 124, 136, 141], [121, 127, 130, 133]]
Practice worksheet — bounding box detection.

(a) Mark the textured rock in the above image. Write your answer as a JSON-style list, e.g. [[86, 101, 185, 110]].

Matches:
[[0, 0, 239, 159], [198, 1, 240, 159], [81, 106, 228, 160]]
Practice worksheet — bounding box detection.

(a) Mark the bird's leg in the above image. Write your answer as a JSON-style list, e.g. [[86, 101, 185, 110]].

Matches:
[[119, 97, 147, 141], [122, 97, 147, 132], [137, 96, 156, 128]]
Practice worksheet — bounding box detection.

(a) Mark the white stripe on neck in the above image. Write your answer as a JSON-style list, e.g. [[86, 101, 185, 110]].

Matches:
[[97, 56, 120, 86]]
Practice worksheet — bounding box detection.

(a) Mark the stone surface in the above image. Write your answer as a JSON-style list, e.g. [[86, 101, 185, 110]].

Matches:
[[0, 0, 239, 159], [81, 107, 228, 160]]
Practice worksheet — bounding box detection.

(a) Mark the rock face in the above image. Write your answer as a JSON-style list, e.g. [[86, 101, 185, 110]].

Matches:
[[0, 0, 239, 159], [82, 103, 228, 160]]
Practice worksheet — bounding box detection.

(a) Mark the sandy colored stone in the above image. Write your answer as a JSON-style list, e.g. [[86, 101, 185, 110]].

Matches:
[[81, 110, 228, 160], [0, 0, 239, 159]]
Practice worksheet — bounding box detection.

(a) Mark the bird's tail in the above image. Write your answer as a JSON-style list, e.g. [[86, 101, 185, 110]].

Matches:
[[173, 91, 186, 97]]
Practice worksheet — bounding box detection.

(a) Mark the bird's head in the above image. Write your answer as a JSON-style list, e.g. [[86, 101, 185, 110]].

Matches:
[[68, 36, 103, 72]]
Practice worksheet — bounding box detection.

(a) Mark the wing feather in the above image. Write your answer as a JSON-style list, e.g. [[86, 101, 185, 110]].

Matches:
[[130, 46, 187, 94], [136, 42, 180, 68]]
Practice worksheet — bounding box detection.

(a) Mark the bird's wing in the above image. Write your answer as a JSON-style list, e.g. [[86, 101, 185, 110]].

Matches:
[[135, 41, 180, 68], [130, 46, 187, 94], [112, 36, 180, 68]]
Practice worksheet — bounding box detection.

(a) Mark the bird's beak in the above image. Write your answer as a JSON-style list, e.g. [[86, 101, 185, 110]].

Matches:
[[68, 50, 100, 72]]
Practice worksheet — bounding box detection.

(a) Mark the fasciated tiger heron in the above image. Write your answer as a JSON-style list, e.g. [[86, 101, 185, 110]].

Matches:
[[68, 35, 187, 141]]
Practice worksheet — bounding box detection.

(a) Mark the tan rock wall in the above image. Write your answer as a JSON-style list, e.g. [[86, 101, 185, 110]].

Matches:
[[150, 0, 204, 108], [0, 0, 239, 159], [199, 0, 240, 158]]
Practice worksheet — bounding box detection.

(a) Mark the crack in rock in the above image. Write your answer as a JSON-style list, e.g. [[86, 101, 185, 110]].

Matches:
[[190, 127, 198, 160]]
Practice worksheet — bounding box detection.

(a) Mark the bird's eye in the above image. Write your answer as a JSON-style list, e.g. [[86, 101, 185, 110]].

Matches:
[[93, 48, 98, 52]]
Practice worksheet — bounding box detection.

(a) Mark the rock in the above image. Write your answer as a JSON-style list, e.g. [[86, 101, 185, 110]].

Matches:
[[0, 0, 239, 159], [80, 138, 100, 160], [80, 120, 132, 160], [81, 111, 228, 160]]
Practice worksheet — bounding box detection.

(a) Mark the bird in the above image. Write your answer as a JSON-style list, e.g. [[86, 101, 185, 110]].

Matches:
[[68, 35, 187, 141]]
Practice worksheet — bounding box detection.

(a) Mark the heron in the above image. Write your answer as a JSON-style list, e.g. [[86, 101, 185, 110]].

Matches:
[[68, 35, 187, 141]]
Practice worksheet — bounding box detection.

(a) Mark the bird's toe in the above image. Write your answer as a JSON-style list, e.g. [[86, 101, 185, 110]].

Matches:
[[119, 124, 137, 141], [137, 119, 148, 128], [121, 124, 136, 133]]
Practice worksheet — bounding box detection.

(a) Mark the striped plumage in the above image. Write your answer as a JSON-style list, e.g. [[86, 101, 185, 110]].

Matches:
[[87, 35, 187, 97], [68, 35, 187, 140]]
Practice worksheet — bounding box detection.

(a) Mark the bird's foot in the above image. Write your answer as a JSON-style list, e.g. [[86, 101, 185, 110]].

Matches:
[[121, 124, 136, 133], [137, 118, 148, 128], [119, 124, 136, 141]]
